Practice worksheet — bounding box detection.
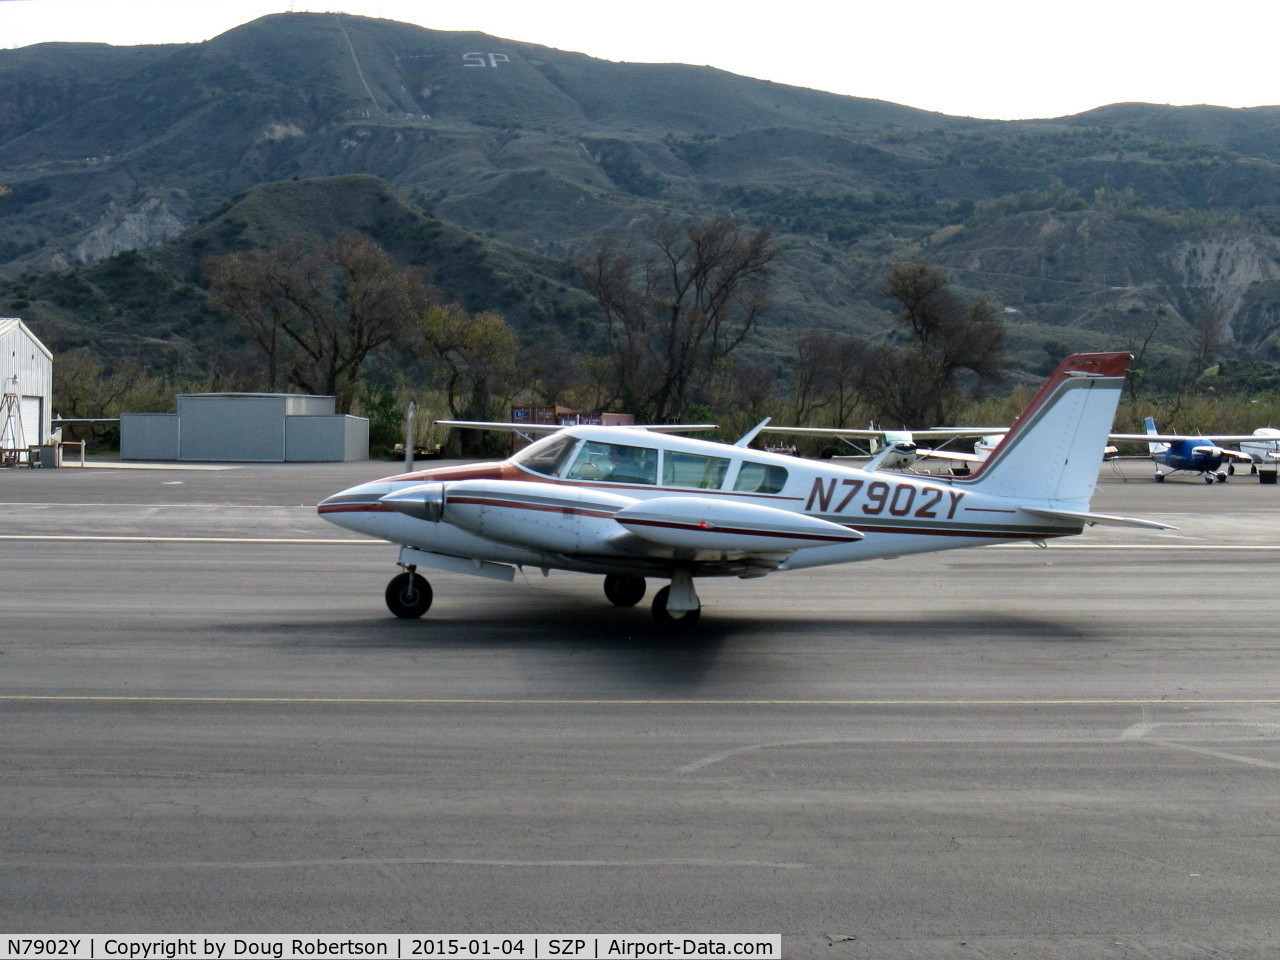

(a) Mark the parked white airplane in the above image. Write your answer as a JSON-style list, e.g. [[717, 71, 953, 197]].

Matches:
[[319, 353, 1170, 627], [756, 424, 1001, 471], [1238, 427, 1280, 471]]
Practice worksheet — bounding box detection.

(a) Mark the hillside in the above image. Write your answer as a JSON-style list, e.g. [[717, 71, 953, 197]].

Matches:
[[3, 12, 1280, 383]]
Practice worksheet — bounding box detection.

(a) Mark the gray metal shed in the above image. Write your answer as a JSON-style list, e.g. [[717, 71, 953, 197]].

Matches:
[[120, 393, 368, 462], [0, 318, 53, 454]]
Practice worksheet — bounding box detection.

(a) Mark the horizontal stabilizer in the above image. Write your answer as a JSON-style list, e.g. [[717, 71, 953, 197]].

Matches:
[[1021, 507, 1177, 531]]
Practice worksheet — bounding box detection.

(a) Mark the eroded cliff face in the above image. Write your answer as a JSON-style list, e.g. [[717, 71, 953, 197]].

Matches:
[[1166, 237, 1280, 346], [51, 193, 191, 269], [929, 210, 1280, 357]]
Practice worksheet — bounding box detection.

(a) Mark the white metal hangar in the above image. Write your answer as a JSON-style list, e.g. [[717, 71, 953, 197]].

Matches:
[[0, 318, 53, 460]]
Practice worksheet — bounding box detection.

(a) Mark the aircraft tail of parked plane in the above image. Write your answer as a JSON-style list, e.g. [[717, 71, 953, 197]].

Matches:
[[319, 352, 1170, 627]]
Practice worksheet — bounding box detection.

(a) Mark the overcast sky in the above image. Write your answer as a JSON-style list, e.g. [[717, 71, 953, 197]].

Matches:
[[2, 0, 1276, 121]]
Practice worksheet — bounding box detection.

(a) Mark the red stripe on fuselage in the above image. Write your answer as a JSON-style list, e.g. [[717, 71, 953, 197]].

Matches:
[[317, 502, 392, 514], [618, 516, 856, 543]]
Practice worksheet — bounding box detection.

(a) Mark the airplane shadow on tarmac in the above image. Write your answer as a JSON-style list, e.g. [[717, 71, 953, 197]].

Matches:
[[266, 607, 1103, 693]]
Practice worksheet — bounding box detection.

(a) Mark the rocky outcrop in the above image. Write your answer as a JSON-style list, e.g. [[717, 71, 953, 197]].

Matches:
[[72, 192, 190, 264]]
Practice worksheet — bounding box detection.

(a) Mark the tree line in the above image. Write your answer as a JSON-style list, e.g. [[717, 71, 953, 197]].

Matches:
[[52, 212, 1278, 454]]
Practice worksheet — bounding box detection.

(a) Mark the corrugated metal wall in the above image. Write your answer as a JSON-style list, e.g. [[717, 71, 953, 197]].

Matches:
[[1, 318, 53, 446], [178, 395, 288, 461], [120, 394, 367, 461], [119, 414, 180, 460], [285, 415, 369, 461]]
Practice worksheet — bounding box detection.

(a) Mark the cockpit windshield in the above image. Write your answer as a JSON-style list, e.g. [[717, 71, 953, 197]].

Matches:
[[512, 433, 578, 477]]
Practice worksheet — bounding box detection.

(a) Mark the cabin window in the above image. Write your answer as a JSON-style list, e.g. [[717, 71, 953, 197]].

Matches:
[[733, 460, 788, 494], [662, 451, 730, 489], [566, 440, 657, 484], [514, 434, 578, 477]]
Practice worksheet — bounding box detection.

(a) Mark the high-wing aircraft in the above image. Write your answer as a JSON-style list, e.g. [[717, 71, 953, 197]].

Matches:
[[318, 353, 1170, 627], [1238, 427, 1280, 471], [755, 424, 1001, 472], [1110, 416, 1257, 483]]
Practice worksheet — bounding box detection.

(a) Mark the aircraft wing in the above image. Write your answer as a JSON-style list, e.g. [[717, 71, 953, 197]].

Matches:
[[916, 448, 986, 463], [436, 420, 566, 434], [436, 420, 718, 434], [1020, 507, 1178, 531], [1109, 432, 1270, 444], [759, 425, 1005, 439]]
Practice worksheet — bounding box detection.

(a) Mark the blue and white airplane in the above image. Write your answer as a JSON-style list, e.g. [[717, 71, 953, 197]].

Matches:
[[1110, 417, 1256, 483]]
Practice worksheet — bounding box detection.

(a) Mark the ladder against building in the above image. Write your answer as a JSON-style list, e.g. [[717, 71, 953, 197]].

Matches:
[[1, 375, 28, 466]]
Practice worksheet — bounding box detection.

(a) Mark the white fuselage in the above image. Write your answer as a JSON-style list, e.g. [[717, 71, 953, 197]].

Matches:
[[319, 426, 1081, 581]]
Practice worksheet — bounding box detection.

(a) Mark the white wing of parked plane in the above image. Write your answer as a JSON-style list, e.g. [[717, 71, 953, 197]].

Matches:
[[1108, 431, 1264, 445], [437, 420, 719, 434]]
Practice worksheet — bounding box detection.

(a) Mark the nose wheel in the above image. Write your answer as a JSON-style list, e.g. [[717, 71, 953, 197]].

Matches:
[[386, 569, 433, 618]]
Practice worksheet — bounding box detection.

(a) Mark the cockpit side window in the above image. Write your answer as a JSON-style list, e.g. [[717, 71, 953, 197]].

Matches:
[[566, 440, 657, 484], [662, 451, 730, 489], [733, 460, 789, 494], [513, 434, 578, 477]]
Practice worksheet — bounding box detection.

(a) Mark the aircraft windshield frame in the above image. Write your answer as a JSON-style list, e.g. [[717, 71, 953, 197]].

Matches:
[[512, 433, 579, 477]]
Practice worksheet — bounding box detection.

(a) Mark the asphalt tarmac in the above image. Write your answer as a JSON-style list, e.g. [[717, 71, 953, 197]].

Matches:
[[3, 457, 1280, 957]]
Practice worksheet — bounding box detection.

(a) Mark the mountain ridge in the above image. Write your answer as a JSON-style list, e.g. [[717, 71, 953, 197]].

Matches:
[[3, 12, 1280, 381]]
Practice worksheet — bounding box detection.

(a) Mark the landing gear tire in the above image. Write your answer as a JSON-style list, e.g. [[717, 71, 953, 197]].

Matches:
[[604, 574, 646, 607], [1154, 472, 1165, 482], [652, 585, 701, 628], [386, 571, 433, 619], [1204, 474, 1216, 484], [1216, 473, 1228, 483]]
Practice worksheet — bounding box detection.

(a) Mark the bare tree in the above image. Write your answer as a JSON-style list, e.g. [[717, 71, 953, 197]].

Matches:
[[206, 233, 423, 412], [580, 214, 780, 423], [791, 327, 865, 427], [861, 261, 1006, 426], [1168, 310, 1229, 422]]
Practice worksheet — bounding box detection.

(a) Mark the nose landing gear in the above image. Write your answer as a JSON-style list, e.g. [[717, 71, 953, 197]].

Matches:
[[386, 567, 433, 619]]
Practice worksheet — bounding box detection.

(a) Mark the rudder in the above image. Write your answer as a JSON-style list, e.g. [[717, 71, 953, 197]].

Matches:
[[957, 353, 1131, 504]]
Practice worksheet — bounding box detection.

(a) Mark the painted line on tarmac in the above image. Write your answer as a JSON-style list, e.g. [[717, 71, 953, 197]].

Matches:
[[5, 695, 1280, 706], [0, 856, 805, 871], [1000, 544, 1280, 550]]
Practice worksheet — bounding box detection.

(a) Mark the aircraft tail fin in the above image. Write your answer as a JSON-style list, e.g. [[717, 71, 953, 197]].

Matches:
[[1143, 415, 1168, 456], [956, 353, 1130, 505]]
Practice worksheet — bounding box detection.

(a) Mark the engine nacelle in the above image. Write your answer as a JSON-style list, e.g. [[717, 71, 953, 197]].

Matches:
[[384, 479, 640, 554], [614, 496, 862, 552]]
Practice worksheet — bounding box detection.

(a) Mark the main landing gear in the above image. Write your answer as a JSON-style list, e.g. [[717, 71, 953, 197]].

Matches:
[[381, 565, 701, 627], [609, 569, 702, 627]]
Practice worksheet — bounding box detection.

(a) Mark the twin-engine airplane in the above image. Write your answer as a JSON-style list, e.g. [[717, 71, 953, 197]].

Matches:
[[318, 353, 1171, 626], [1110, 417, 1257, 483]]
